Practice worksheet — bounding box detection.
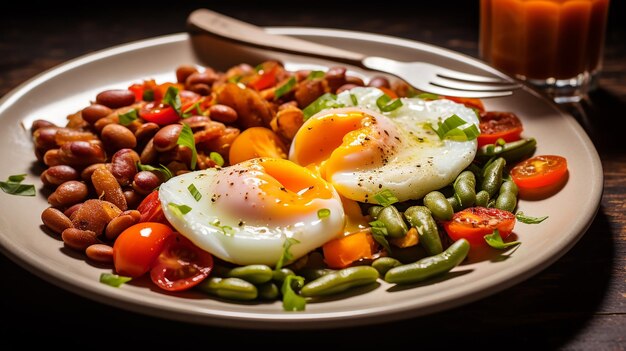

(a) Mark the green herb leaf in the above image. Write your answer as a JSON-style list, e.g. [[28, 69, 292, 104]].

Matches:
[[275, 237, 300, 270], [188, 183, 202, 201], [376, 93, 403, 112], [516, 212, 548, 224], [0, 174, 35, 196], [369, 220, 392, 253], [496, 138, 506, 146], [142, 89, 154, 102], [210, 219, 235, 236], [484, 229, 520, 249], [417, 93, 441, 100], [162, 86, 182, 116], [307, 70, 325, 80], [118, 109, 139, 126], [209, 152, 224, 167], [350, 93, 358, 106], [281, 275, 306, 311], [373, 189, 399, 207], [99, 273, 132, 287], [317, 208, 330, 219], [176, 124, 197, 170], [429, 114, 479, 141], [275, 77, 296, 100], [8, 174, 26, 182], [182, 101, 202, 118], [136, 162, 172, 181], [168, 203, 192, 218], [227, 75, 242, 83], [302, 93, 345, 120]]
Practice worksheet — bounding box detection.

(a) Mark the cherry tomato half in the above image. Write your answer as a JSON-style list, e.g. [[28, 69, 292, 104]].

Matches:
[[113, 222, 174, 277], [511, 155, 568, 198], [477, 111, 523, 147], [137, 190, 168, 224], [150, 233, 214, 291], [139, 102, 180, 125], [443, 207, 516, 247]]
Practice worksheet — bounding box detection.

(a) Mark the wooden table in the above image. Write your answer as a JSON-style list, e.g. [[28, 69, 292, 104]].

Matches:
[[1, 2, 624, 348]]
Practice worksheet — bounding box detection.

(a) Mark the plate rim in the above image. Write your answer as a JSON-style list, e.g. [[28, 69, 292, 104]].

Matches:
[[0, 30, 603, 329]]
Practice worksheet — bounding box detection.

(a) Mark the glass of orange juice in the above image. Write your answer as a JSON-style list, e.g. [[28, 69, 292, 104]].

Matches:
[[480, 0, 610, 103]]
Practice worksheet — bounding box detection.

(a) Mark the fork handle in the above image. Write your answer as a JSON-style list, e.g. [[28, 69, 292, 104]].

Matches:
[[187, 9, 367, 66]]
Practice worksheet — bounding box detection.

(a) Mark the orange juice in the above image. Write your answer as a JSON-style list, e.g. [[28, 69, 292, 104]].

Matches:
[[480, 0, 610, 81]]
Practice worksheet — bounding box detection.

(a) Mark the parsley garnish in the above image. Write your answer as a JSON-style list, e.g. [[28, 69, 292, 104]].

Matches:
[[100, 273, 132, 287], [118, 109, 138, 126], [176, 124, 197, 170], [516, 212, 548, 224], [282, 275, 306, 311], [0, 174, 35, 196], [136, 162, 172, 181], [275, 237, 300, 270], [369, 220, 392, 253], [484, 229, 520, 249], [162, 86, 182, 116]]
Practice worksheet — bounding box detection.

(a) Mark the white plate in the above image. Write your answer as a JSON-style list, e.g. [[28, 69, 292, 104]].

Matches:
[[0, 30, 602, 329]]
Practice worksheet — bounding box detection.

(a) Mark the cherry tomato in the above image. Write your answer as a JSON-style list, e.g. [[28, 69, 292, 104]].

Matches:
[[128, 83, 145, 102], [139, 102, 180, 125], [137, 190, 168, 224], [477, 111, 523, 147], [511, 155, 568, 198], [113, 222, 174, 277], [445, 96, 485, 113], [443, 207, 516, 247], [246, 61, 281, 91], [150, 233, 214, 291]]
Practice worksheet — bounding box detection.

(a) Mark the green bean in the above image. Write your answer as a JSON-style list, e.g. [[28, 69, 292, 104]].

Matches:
[[477, 138, 536, 163], [495, 180, 518, 212], [475, 190, 490, 207], [389, 245, 428, 263], [423, 191, 453, 220], [300, 266, 379, 297], [404, 206, 443, 256], [257, 282, 280, 300], [384, 239, 470, 284], [368, 205, 384, 219], [378, 205, 408, 238], [372, 257, 402, 276], [299, 268, 335, 282], [481, 157, 506, 197], [453, 171, 476, 209], [446, 196, 461, 213], [198, 277, 258, 300], [227, 264, 273, 284], [272, 268, 295, 284]]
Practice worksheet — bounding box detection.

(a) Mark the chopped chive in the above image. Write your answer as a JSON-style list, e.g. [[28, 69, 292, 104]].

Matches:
[[209, 152, 224, 167], [376, 93, 403, 112], [168, 203, 192, 218], [188, 183, 202, 201], [317, 208, 331, 219], [373, 189, 399, 207], [429, 114, 479, 141], [100, 273, 132, 287], [302, 93, 345, 120], [307, 70, 325, 80], [417, 93, 440, 100], [350, 93, 358, 106], [275, 77, 297, 100]]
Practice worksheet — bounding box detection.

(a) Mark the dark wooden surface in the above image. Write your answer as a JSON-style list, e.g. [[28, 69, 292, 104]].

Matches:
[[1, 2, 624, 348]]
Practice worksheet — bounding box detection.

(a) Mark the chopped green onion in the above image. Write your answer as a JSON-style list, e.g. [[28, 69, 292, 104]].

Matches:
[[118, 109, 139, 126], [211, 219, 234, 236], [350, 93, 358, 106], [168, 203, 192, 218], [429, 114, 479, 141], [162, 86, 182, 116], [281, 275, 306, 311], [496, 138, 506, 146], [307, 70, 325, 80], [100, 273, 132, 287], [275, 237, 300, 270], [187, 183, 202, 201], [209, 152, 224, 167], [516, 212, 548, 224], [376, 93, 403, 112], [142, 89, 154, 102], [176, 124, 197, 170], [317, 208, 331, 219], [254, 63, 264, 72], [484, 229, 520, 249], [373, 189, 399, 207], [302, 93, 345, 120], [0, 174, 35, 196], [275, 77, 297, 100], [182, 101, 202, 118], [417, 93, 440, 100], [369, 220, 392, 253], [136, 162, 172, 181], [227, 75, 242, 83]]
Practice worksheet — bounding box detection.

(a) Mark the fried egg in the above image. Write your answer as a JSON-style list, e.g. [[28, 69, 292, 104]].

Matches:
[[289, 87, 479, 203], [159, 158, 345, 266]]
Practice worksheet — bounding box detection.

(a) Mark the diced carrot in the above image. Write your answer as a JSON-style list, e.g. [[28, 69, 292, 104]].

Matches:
[[323, 231, 376, 269]]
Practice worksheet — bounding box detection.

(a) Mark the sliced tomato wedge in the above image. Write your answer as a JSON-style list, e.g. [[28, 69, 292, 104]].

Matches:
[[150, 233, 214, 291], [445, 96, 485, 113], [443, 207, 516, 247], [137, 190, 168, 224], [511, 155, 568, 198], [246, 61, 282, 91], [477, 111, 523, 147], [139, 103, 180, 125]]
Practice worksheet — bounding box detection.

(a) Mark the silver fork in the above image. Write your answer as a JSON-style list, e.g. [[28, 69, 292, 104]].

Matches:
[[187, 9, 520, 98]]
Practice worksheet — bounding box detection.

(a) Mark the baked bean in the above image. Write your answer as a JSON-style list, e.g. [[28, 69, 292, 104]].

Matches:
[[325, 66, 347, 93], [62, 228, 98, 251], [64, 203, 82, 218], [41, 207, 73, 234], [217, 83, 274, 129], [81, 104, 113, 124], [336, 83, 359, 94], [54, 128, 97, 145], [85, 244, 113, 263], [159, 146, 192, 167], [31, 120, 56, 135], [368, 76, 391, 89], [94, 115, 119, 133], [109, 149, 139, 186], [134, 122, 160, 144], [40, 165, 78, 187], [153, 124, 182, 152], [166, 161, 188, 175], [71, 199, 122, 235], [189, 83, 211, 96], [272, 106, 304, 140], [140, 138, 158, 164], [346, 76, 365, 86], [194, 121, 225, 144], [205, 127, 239, 159], [123, 190, 143, 210], [295, 70, 311, 82], [209, 104, 238, 123], [101, 124, 137, 151], [132, 171, 162, 195], [81, 163, 106, 181], [66, 110, 89, 130], [295, 78, 329, 108], [121, 209, 141, 222], [96, 89, 135, 109], [48, 181, 88, 208], [92, 167, 127, 211], [34, 127, 59, 151], [105, 214, 137, 240], [43, 149, 62, 167], [186, 70, 218, 87], [58, 141, 107, 167], [176, 65, 198, 83], [183, 116, 212, 131]]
